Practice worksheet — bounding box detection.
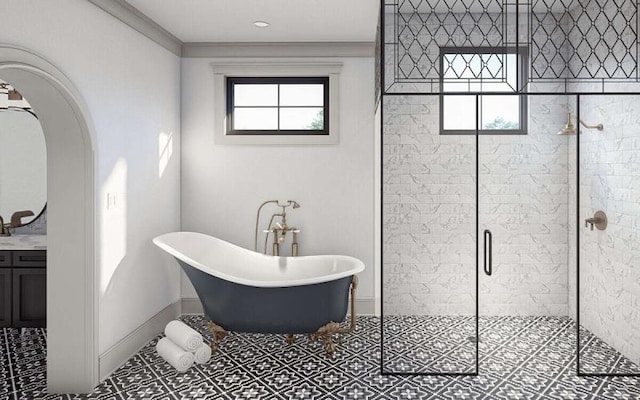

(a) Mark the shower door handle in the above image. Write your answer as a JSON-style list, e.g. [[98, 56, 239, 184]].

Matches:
[[483, 229, 492, 276]]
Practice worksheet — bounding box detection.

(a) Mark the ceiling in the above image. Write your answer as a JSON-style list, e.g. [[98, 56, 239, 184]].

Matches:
[[126, 0, 380, 43]]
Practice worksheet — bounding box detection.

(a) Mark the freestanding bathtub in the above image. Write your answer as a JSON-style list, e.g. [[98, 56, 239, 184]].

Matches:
[[153, 232, 365, 337]]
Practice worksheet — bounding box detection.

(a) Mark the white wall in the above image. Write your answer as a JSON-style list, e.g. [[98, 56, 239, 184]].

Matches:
[[180, 56, 377, 303], [0, 0, 181, 355]]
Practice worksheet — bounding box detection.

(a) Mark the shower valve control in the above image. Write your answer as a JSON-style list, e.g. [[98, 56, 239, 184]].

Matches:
[[585, 210, 607, 231]]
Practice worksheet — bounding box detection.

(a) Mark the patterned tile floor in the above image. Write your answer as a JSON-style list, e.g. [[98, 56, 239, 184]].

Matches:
[[382, 316, 640, 376], [1, 316, 639, 399]]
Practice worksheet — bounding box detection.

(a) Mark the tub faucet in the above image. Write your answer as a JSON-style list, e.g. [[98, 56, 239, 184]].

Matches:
[[291, 230, 299, 257], [255, 200, 301, 255], [269, 218, 300, 256]]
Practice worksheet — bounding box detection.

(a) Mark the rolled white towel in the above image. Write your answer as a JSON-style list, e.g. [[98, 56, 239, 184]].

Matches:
[[156, 337, 194, 373], [164, 320, 203, 352], [193, 343, 212, 365]]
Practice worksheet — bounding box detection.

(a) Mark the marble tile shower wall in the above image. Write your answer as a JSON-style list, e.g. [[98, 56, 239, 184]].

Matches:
[[383, 95, 570, 316], [383, 95, 477, 315], [568, 95, 640, 366]]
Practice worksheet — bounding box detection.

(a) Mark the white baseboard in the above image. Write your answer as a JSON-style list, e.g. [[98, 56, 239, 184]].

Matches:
[[181, 297, 378, 316], [181, 297, 205, 315], [98, 300, 181, 381], [355, 298, 377, 316]]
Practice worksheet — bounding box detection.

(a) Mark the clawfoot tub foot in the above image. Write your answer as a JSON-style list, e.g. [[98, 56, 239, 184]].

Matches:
[[311, 321, 341, 357], [309, 276, 359, 357], [207, 321, 227, 352], [285, 334, 295, 345]]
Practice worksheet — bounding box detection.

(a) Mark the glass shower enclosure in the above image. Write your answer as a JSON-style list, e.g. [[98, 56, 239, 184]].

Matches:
[[379, 0, 640, 377]]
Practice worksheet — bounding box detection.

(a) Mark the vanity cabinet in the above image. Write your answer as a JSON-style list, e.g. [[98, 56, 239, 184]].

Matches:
[[0, 267, 10, 327], [0, 250, 46, 328]]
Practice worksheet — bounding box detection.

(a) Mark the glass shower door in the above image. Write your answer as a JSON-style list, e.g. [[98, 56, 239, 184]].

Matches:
[[477, 93, 571, 376], [381, 94, 479, 375]]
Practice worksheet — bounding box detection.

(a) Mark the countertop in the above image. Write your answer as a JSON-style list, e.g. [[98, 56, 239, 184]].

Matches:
[[0, 235, 47, 250]]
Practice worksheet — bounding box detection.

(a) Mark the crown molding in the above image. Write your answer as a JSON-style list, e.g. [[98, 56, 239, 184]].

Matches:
[[87, 0, 182, 56], [87, 1, 375, 59], [182, 42, 376, 58]]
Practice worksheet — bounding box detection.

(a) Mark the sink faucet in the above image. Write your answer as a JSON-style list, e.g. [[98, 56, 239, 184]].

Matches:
[[0, 216, 10, 237], [11, 210, 34, 228], [0, 211, 36, 237]]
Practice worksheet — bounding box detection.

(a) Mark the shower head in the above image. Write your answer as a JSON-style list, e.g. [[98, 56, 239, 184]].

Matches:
[[557, 112, 603, 135], [557, 115, 576, 136]]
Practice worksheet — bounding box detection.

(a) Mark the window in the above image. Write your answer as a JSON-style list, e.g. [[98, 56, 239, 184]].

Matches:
[[227, 77, 329, 135], [440, 47, 528, 135], [213, 63, 341, 145]]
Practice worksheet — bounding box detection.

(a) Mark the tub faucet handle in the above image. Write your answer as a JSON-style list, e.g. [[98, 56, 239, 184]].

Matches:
[[585, 218, 595, 230]]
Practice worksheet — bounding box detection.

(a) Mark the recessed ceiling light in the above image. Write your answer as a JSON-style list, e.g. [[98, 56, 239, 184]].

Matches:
[[253, 21, 270, 28]]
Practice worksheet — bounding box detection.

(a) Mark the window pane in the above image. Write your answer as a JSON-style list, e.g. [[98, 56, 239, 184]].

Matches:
[[442, 81, 470, 93], [280, 84, 324, 106], [481, 96, 520, 130], [443, 54, 482, 79], [442, 96, 476, 130], [234, 84, 278, 106], [481, 81, 516, 92], [480, 54, 518, 91], [480, 53, 505, 80], [234, 108, 278, 130], [505, 53, 518, 89], [280, 108, 324, 130]]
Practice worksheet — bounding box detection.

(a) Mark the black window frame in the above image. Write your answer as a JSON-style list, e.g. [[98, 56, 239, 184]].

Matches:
[[439, 47, 529, 135], [226, 76, 330, 136]]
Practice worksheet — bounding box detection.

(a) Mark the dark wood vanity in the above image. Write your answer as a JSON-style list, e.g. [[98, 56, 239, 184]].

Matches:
[[0, 250, 46, 328]]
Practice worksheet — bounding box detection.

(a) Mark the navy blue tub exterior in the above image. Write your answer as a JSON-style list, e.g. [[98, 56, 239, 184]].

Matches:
[[178, 260, 353, 334]]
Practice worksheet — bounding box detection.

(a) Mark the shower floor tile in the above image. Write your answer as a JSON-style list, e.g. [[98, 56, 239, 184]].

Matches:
[[1, 316, 639, 399]]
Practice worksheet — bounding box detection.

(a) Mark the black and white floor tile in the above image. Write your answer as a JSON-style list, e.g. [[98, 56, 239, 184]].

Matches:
[[1, 316, 639, 399], [579, 325, 640, 375], [1, 328, 48, 400], [382, 316, 640, 376]]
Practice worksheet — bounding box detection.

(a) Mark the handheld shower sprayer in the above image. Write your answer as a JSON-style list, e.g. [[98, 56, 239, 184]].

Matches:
[[254, 200, 279, 252]]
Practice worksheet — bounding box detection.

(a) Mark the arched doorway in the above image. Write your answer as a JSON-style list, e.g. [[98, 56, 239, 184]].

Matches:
[[0, 46, 97, 393]]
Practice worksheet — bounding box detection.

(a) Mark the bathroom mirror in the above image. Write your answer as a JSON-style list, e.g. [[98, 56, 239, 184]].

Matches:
[[0, 107, 47, 226]]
